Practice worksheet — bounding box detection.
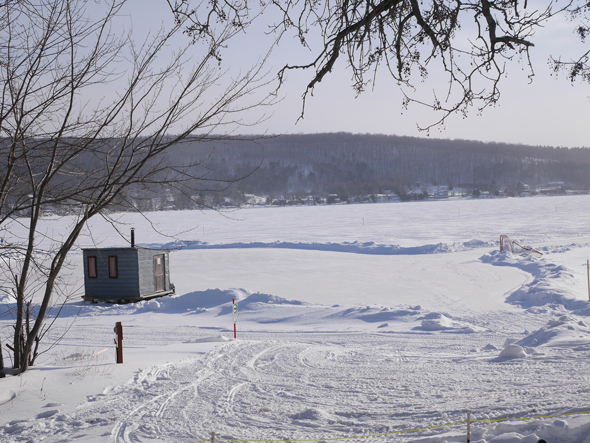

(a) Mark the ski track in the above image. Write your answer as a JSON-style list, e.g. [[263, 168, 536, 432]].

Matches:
[[3, 329, 590, 443], [5, 199, 590, 442]]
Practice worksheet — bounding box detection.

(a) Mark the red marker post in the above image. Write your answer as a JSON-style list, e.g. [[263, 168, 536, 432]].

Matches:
[[232, 299, 238, 339]]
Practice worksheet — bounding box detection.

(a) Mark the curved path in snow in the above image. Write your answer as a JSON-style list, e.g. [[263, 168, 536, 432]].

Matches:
[[4, 331, 588, 443]]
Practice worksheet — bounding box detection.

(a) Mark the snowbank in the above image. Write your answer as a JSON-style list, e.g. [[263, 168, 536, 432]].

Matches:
[[144, 239, 496, 256], [481, 251, 589, 311], [517, 316, 590, 349]]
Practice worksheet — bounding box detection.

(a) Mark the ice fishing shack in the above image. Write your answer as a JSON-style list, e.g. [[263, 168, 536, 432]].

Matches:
[[82, 229, 175, 303]]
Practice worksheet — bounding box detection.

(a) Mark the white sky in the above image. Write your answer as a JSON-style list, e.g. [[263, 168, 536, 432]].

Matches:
[[133, 1, 590, 147]]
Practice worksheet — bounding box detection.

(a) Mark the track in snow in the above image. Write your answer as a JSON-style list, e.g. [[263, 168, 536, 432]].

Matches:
[[4, 330, 589, 443]]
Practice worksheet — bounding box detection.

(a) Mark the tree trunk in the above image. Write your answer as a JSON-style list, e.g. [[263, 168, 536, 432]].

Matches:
[[0, 335, 5, 378], [13, 274, 23, 369]]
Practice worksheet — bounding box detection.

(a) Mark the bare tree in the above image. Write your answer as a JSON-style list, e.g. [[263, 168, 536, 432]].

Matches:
[[0, 0, 273, 373], [174, 0, 589, 127], [551, 2, 590, 83]]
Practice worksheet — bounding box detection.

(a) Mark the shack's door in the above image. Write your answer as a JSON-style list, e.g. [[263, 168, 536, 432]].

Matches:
[[154, 254, 165, 292]]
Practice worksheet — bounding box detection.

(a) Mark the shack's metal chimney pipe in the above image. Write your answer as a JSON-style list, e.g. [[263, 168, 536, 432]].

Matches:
[[131, 228, 135, 248]]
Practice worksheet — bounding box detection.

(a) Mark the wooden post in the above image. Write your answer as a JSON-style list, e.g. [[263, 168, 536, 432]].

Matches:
[[467, 411, 471, 443], [115, 322, 123, 364], [211, 431, 215, 443], [233, 299, 237, 339]]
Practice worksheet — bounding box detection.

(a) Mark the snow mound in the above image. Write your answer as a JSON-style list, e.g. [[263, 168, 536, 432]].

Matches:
[[184, 335, 230, 344], [0, 389, 16, 406], [538, 243, 590, 255], [148, 239, 495, 256], [39, 288, 308, 318], [327, 304, 423, 323], [517, 316, 590, 349], [216, 291, 307, 318], [481, 251, 588, 310], [489, 433, 539, 443], [421, 313, 454, 330], [235, 292, 305, 307], [291, 408, 332, 422], [498, 344, 527, 359], [160, 288, 250, 312], [27, 288, 247, 318], [417, 313, 481, 332], [146, 300, 161, 310], [36, 410, 59, 419], [324, 304, 480, 331]]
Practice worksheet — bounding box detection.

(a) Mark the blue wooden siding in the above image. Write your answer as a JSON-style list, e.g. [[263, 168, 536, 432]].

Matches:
[[83, 248, 139, 300], [83, 247, 171, 301]]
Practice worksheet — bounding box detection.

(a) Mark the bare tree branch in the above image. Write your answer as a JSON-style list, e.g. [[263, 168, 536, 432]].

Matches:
[[0, 0, 274, 372]]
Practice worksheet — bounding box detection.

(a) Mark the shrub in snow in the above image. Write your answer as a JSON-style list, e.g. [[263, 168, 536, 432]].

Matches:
[[498, 344, 526, 358]]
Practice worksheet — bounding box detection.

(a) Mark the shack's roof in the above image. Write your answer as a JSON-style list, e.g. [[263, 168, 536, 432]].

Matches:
[[82, 246, 170, 252]]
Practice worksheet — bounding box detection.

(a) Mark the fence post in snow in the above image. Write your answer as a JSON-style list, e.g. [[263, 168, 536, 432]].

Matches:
[[233, 299, 238, 339], [114, 322, 123, 364], [466, 411, 471, 443], [211, 431, 215, 443]]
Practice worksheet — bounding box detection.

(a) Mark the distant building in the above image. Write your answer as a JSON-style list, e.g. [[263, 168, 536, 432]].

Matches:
[[518, 183, 531, 197], [82, 229, 174, 303]]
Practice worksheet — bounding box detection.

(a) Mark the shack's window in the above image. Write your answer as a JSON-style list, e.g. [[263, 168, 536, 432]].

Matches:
[[87, 256, 97, 278], [108, 256, 118, 278]]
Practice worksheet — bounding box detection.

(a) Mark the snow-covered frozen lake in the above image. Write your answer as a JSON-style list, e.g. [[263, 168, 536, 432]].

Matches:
[[2, 195, 590, 443]]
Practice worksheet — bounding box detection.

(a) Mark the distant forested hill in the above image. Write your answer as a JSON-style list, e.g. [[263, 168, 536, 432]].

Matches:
[[167, 133, 590, 198]]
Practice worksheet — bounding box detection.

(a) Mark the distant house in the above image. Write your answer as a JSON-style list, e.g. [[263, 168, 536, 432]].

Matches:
[[82, 230, 174, 303], [432, 189, 449, 199]]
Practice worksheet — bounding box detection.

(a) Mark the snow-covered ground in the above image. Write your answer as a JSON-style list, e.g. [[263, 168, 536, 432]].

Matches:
[[2, 195, 590, 442]]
